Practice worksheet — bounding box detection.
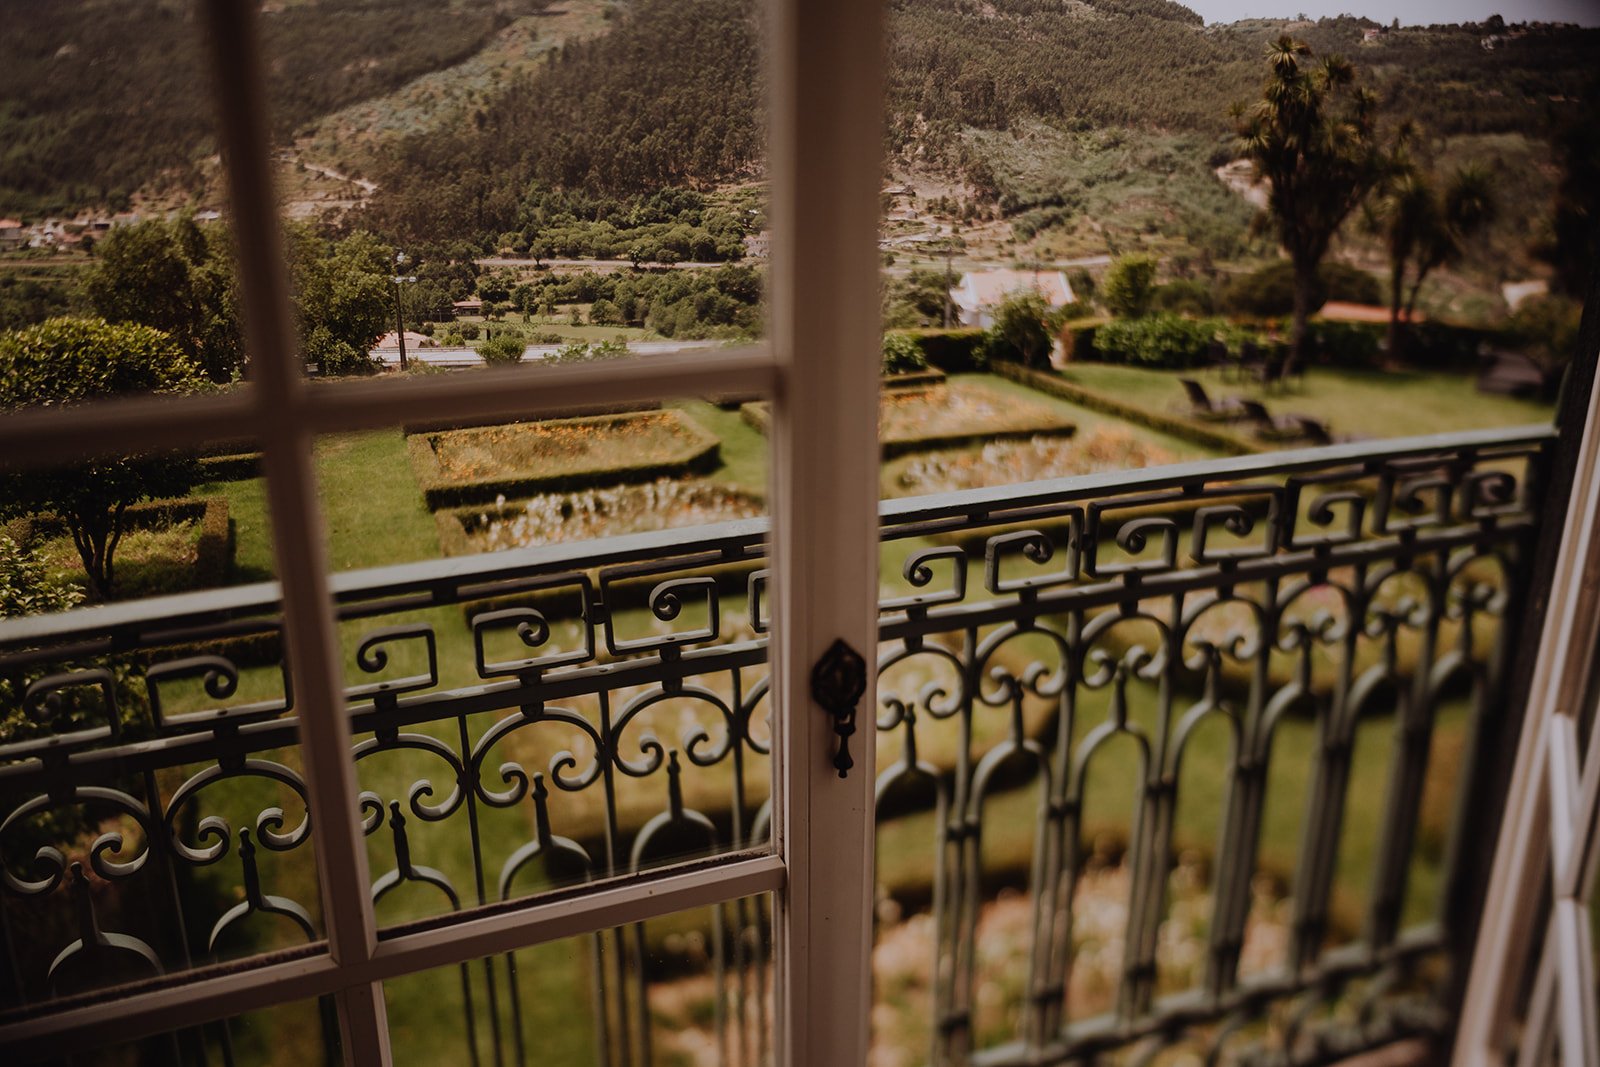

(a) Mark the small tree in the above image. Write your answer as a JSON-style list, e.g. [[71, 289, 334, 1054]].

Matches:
[[477, 328, 526, 365], [881, 332, 929, 376], [1234, 36, 1384, 372], [989, 293, 1054, 368], [1102, 254, 1159, 318], [1369, 152, 1496, 358], [0, 319, 205, 599], [85, 217, 244, 383]]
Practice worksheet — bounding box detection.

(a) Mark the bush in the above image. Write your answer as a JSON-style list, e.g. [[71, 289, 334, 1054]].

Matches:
[[1506, 294, 1583, 368], [1305, 320, 1382, 367], [895, 328, 988, 372], [1058, 316, 1108, 363], [988, 293, 1054, 367], [1220, 261, 1381, 317], [1151, 279, 1216, 316], [1102, 254, 1159, 318], [477, 332, 526, 364], [881, 332, 929, 375], [1092, 313, 1215, 368], [459, 322, 481, 341]]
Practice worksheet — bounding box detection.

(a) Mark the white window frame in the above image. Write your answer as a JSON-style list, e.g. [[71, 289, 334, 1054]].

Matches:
[[1455, 357, 1600, 1066], [0, 0, 886, 1062]]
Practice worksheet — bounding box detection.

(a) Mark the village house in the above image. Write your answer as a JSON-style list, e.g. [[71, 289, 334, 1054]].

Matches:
[[949, 268, 1074, 329], [0, 219, 23, 249]]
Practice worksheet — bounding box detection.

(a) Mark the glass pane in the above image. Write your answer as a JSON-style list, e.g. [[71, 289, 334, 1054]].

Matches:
[[383, 894, 772, 1067], [0, 438, 325, 1013], [1, 3, 253, 402], [252, 0, 766, 383], [311, 393, 773, 927], [870, 4, 1588, 1063], [57, 996, 340, 1067]]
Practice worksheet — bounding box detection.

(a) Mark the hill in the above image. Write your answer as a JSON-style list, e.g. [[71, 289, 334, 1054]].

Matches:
[[0, 0, 552, 217]]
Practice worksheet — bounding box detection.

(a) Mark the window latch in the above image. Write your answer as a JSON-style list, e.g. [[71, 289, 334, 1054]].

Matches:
[[811, 639, 867, 778]]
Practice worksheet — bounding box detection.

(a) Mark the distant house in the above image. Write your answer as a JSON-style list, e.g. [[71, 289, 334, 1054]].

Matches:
[[1317, 301, 1421, 325], [0, 219, 23, 248], [1361, 28, 1384, 44], [950, 269, 1074, 329], [374, 330, 436, 350], [742, 231, 771, 259], [451, 298, 484, 318]]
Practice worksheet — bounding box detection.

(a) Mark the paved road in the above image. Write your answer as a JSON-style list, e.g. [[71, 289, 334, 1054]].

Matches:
[[370, 338, 727, 368], [476, 256, 731, 271]]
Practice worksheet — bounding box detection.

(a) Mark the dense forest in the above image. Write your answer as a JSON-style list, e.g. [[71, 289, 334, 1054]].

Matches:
[[0, 0, 550, 215], [362, 0, 763, 244]]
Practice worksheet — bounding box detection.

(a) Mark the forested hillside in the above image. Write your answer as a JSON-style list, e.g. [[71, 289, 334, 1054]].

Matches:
[[0, 0, 549, 216], [363, 0, 763, 244]]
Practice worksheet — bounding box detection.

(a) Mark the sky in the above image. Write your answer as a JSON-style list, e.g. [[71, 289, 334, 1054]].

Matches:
[[1182, 0, 1600, 25]]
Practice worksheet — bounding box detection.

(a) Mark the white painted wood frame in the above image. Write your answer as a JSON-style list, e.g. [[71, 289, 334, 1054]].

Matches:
[[1454, 357, 1600, 1066], [0, 0, 887, 1063]]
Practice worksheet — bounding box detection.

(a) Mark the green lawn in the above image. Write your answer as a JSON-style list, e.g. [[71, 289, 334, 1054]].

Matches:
[[1056, 362, 1554, 442]]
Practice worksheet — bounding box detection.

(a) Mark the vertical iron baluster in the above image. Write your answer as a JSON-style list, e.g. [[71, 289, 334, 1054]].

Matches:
[[1366, 556, 1446, 954], [1206, 575, 1280, 998], [455, 714, 504, 1067], [1291, 558, 1367, 972]]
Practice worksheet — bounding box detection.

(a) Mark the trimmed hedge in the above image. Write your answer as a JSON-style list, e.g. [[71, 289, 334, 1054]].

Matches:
[[892, 328, 989, 373], [990, 362, 1261, 456], [402, 399, 661, 435], [407, 411, 722, 509], [713, 369, 946, 410], [741, 397, 1077, 459], [1058, 317, 1107, 363], [196, 452, 261, 482]]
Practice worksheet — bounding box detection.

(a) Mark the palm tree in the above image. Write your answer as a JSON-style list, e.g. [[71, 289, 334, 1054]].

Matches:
[[1233, 36, 1385, 374], [1370, 150, 1496, 359]]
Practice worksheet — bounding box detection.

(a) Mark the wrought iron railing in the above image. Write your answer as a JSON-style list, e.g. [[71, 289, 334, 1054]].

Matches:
[[0, 425, 1554, 1065]]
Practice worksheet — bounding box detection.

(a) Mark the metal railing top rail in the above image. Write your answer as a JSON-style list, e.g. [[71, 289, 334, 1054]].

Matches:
[[0, 423, 1555, 653]]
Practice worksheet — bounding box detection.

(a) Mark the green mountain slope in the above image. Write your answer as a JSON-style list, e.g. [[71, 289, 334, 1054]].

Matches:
[[0, 0, 551, 216]]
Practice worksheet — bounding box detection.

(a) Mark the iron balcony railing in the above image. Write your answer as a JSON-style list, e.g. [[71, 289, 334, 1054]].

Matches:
[[0, 425, 1555, 1065]]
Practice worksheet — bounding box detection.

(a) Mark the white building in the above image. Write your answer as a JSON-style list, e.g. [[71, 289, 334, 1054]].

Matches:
[[949, 268, 1074, 329]]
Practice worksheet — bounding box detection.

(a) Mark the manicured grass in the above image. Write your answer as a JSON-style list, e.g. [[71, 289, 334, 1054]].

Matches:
[[956, 373, 1221, 461], [670, 398, 769, 494], [1056, 363, 1554, 442]]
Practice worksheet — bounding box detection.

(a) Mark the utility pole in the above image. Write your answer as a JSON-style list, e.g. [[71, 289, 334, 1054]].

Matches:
[[391, 251, 417, 371], [943, 247, 955, 328]]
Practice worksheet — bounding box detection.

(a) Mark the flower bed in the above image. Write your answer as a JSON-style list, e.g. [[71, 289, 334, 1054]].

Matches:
[[885, 426, 1176, 497], [407, 410, 722, 509], [438, 478, 765, 554], [741, 379, 1076, 458]]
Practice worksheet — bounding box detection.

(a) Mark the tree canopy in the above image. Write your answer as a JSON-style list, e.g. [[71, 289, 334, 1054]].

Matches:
[[0, 317, 205, 598], [1234, 36, 1384, 366]]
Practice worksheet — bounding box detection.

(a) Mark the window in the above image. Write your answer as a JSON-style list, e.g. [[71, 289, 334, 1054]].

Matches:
[[0, 1, 887, 1062]]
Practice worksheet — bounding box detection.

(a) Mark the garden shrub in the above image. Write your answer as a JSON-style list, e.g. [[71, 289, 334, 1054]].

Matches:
[[1057, 317, 1108, 363], [895, 328, 988, 372], [881, 332, 930, 375], [987, 293, 1056, 367], [1305, 320, 1382, 366], [1102, 254, 1159, 318], [1151, 279, 1216, 316], [459, 322, 480, 341], [477, 331, 526, 364], [1092, 313, 1216, 368], [1220, 261, 1381, 317]]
